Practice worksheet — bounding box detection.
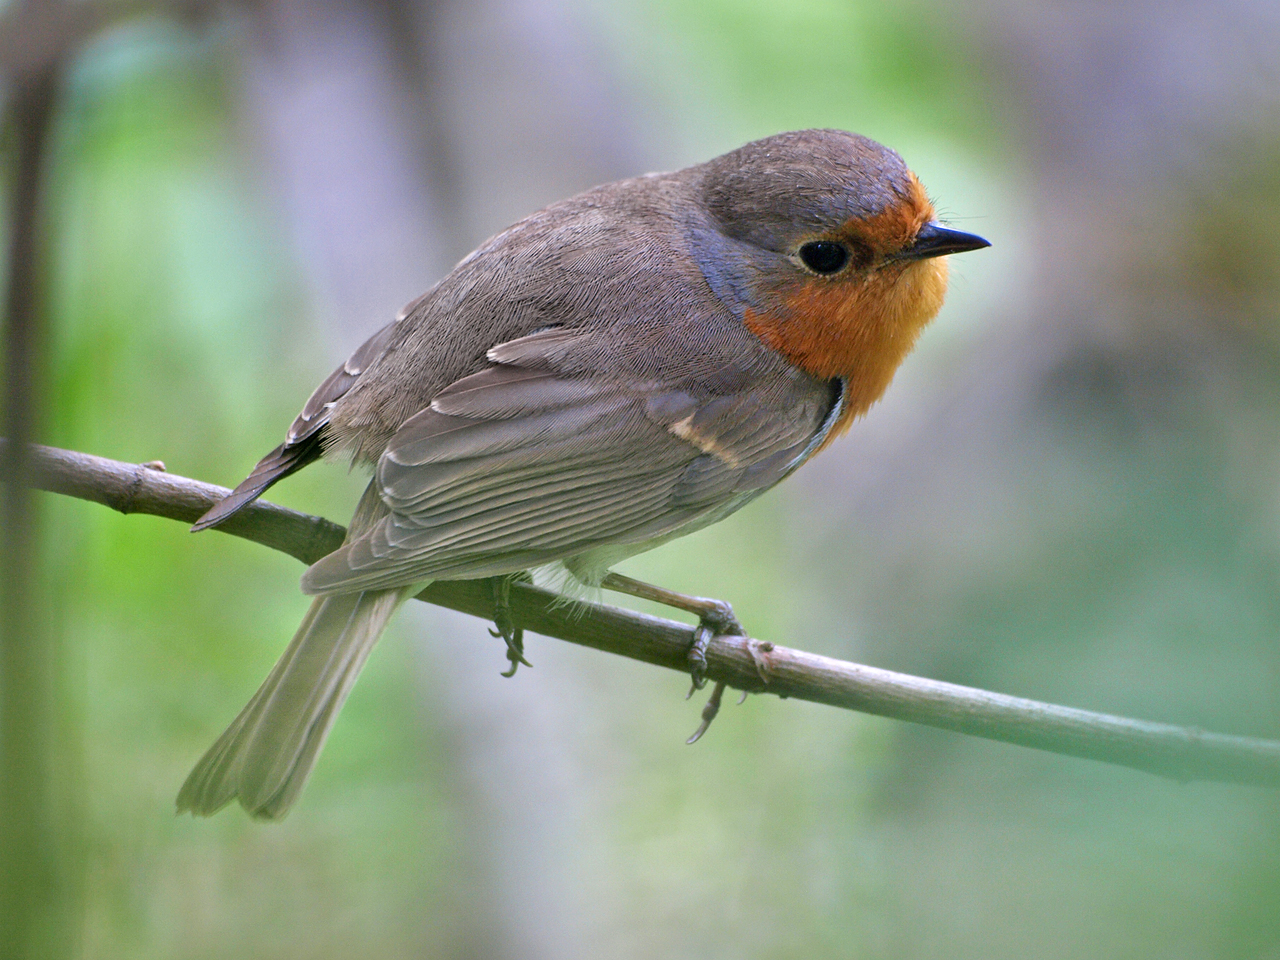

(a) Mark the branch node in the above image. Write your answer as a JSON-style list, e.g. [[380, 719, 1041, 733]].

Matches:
[[747, 638, 774, 685], [120, 462, 149, 515]]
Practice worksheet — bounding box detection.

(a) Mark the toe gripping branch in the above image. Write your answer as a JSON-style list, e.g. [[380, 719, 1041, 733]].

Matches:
[[595, 572, 754, 744], [489, 575, 532, 677], [684, 596, 743, 693], [684, 599, 751, 744], [487, 570, 766, 742]]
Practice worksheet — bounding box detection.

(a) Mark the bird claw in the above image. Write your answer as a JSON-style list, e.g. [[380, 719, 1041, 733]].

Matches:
[[685, 623, 713, 695], [489, 576, 531, 677], [593, 573, 746, 741], [685, 598, 744, 694], [686, 681, 726, 744], [684, 598, 747, 739]]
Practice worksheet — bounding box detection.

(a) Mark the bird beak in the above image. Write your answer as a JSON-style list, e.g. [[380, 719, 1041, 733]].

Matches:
[[896, 222, 991, 262]]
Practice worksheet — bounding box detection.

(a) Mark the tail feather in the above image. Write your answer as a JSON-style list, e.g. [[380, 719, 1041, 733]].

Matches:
[[177, 588, 409, 820]]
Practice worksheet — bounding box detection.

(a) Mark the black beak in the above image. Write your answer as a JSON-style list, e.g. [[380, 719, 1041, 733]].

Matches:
[[897, 222, 990, 261]]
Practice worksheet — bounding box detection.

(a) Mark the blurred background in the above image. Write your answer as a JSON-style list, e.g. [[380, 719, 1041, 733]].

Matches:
[[3, 0, 1280, 956]]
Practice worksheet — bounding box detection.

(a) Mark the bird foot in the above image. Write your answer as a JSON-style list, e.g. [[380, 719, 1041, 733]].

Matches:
[[686, 681, 727, 744], [488, 575, 531, 677], [685, 597, 744, 694], [683, 600, 746, 743], [594, 572, 746, 742], [688, 634, 769, 741]]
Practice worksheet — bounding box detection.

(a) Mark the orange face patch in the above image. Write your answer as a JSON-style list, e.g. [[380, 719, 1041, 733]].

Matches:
[[744, 173, 950, 441], [834, 172, 936, 258]]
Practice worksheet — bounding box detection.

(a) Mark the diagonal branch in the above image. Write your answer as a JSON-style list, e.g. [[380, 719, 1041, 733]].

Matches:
[[12, 439, 1280, 789]]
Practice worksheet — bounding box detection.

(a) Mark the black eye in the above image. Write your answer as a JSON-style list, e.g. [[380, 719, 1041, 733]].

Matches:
[[798, 240, 850, 275]]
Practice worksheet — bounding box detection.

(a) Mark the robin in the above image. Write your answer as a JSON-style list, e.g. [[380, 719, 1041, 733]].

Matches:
[[177, 128, 989, 819]]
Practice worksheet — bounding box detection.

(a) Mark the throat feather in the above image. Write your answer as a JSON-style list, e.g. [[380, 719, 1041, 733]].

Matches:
[[745, 258, 948, 428]]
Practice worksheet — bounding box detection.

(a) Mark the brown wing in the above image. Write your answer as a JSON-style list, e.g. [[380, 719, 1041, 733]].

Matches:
[[191, 323, 397, 532], [300, 329, 840, 593]]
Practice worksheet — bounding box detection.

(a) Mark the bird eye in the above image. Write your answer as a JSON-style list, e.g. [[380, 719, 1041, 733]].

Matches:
[[798, 240, 851, 275]]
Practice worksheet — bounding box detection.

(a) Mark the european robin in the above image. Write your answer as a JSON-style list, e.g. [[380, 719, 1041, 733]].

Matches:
[[178, 128, 989, 819]]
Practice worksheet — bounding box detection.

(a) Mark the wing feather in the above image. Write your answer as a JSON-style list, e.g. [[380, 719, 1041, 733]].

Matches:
[[191, 323, 400, 531], [300, 329, 837, 595]]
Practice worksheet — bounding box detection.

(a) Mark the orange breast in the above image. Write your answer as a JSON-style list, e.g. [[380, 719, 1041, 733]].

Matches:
[[744, 176, 951, 447], [746, 255, 949, 443]]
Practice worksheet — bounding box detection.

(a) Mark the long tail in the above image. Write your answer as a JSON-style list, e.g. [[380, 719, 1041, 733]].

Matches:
[[176, 587, 409, 820]]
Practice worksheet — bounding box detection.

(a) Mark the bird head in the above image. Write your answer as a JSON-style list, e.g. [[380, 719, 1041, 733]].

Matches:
[[689, 129, 989, 417]]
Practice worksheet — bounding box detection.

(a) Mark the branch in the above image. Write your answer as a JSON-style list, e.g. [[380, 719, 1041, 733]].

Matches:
[[14, 440, 1280, 789]]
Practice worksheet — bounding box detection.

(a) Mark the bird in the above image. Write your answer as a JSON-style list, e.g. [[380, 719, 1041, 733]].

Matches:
[[176, 128, 989, 820]]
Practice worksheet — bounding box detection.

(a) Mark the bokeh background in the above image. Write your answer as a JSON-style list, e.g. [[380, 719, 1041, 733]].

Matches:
[[4, 0, 1280, 956]]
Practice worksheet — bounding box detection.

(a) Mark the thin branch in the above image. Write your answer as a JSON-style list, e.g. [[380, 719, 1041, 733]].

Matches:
[[12, 440, 1280, 790]]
